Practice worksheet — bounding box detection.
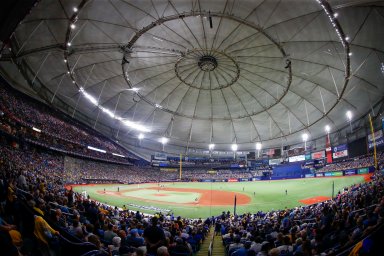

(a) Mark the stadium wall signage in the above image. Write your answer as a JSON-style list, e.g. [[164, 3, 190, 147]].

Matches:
[[332, 144, 348, 159], [368, 130, 384, 149], [311, 150, 325, 159]]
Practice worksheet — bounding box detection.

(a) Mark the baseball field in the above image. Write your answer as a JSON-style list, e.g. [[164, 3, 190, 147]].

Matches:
[[70, 174, 370, 218]]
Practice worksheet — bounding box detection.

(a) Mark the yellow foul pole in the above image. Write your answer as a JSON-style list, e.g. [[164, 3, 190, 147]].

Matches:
[[368, 114, 378, 170], [179, 153, 182, 180]]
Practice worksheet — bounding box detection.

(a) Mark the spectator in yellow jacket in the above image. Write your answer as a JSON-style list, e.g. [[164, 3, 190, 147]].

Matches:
[[33, 215, 59, 245]]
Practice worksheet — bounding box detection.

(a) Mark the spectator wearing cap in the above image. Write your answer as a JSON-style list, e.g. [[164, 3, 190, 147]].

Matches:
[[127, 228, 144, 247]]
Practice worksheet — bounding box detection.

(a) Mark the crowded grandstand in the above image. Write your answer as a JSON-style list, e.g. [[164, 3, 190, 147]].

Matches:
[[1, 0, 384, 256]]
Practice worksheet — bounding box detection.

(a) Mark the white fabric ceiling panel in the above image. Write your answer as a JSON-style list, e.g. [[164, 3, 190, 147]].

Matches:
[[1, 0, 383, 156]]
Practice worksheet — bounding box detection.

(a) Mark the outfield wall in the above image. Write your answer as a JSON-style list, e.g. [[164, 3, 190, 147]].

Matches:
[[198, 166, 374, 182]]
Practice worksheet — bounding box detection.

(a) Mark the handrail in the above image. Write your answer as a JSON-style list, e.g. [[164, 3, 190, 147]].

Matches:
[[49, 208, 74, 217], [350, 203, 378, 214], [15, 187, 33, 199], [208, 228, 215, 256]]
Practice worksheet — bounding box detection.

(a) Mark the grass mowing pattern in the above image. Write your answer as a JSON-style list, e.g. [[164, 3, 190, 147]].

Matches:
[[72, 176, 365, 218]]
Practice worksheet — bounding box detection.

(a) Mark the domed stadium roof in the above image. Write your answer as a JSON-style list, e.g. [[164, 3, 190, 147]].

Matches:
[[1, 0, 384, 156]]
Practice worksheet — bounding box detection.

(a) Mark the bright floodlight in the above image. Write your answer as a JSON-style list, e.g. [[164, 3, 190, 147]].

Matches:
[[209, 144, 215, 150], [129, 87, 139, 92], [346, 110, 352, 120], [302, 133, 309, 141], [160, 137, 168, 144], [70, 23, 76, 29], [231, 144, 238, 151], [325, 125, 331, 133], [138, 133, 144, 140], [73, 7, 78, 12], [256, 142, 262, 150]]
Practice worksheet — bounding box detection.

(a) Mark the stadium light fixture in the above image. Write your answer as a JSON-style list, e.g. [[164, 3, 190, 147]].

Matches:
[[128, 87, 139, 92], [78, 87, 151, 133], [87, 146, 106, 153], [70, 23, 76, 29], [256, 142, 262, 158], [325, 125, 331, 134], [100, 107, 114, 118], [138, 133, 144, 140], [346, 110, 352, 121], [302, 133, 309, 151], [209, 144, 215, 150], [325, 124, 331, 136], [346, 110, 353, 132], [112, 153, 125, 158], [121, 120, 151, 133], [231, 144, 238, 151], [160, 137, 168, 144], [73, 7, 78, 12], [32, 127, 41, 133]]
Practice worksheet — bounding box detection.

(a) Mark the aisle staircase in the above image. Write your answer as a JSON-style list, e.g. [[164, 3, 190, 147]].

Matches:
[[195, 227, 225, 256]]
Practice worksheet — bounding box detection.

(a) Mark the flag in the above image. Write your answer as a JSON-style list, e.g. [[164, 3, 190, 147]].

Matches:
[[325, 135, 333, 164], [234, 195, 237, 216]]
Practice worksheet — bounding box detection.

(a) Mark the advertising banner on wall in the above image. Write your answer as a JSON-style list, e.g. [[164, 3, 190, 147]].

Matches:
[[368, 130, 384, 149], [345, 170, 356, 175], [289, 155, 305, 162], [160, 168, 177, 172], [382, 118, 384, 130], [332, 144, 348, 159], [324, 171, 343, 177], [269, 158, 282, 165], [312, 150, 325, 159], [358, 168, 369, 174], [154, 152, 167, 160]]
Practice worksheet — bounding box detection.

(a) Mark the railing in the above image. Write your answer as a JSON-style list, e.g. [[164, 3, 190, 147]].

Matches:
[[208, 228, 215, 256]]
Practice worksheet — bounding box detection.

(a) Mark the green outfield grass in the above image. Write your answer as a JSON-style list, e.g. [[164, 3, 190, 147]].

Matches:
[[72, 175, 366, 218]]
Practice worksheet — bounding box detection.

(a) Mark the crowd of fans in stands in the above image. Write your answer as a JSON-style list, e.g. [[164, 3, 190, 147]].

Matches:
[[0, 84, 136, 163], [1, 81, 384, 255], [317, 152, 384, 173], [1, 140, 383, 256]]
